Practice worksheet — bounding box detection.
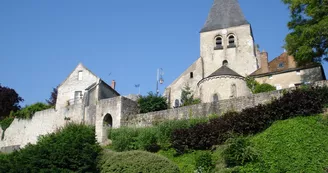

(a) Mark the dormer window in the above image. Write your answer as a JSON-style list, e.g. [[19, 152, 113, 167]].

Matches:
[[215, 36, 223, 50], [78, 71, 83, 80], [228, 35, 236, 48]]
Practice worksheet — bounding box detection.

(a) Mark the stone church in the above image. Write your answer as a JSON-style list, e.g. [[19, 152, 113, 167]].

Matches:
[[164, 0, 325, 107]]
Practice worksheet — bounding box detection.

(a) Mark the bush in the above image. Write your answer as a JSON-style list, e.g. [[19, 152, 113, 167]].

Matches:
[[136, 127, 160, 152], [222, 136, 258, 167], [100, 150, 180, 173], [246, 77, 276, 94], [110, 127, 139, 152], [14, 102, 52, 119], [171, 87, 328, 153], [195, 152, 214, 173], [138, 92, 168, 113], [2, 123, 102, 173]]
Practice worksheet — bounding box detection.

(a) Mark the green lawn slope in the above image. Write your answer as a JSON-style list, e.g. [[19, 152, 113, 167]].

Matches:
[[239, 115, 328, 173]]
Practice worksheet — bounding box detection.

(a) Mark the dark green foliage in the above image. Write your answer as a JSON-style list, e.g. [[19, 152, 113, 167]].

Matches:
[[100, 150, 180, 173], [136, 127, 160, 152], [46, 86, 58, 106], [239, 115, 328, 172], [171, 87, 328, 153], [0, 124, 102, 173], [246, 77, 276, 94], [180, 84, 201, 107], [0, 84, 23, 120], [282, 0, 328, 65], [14, 102, 52, 119], [138, 92, 168, 113], [195, 152, 214, 173], [222, 137, 258, 167]]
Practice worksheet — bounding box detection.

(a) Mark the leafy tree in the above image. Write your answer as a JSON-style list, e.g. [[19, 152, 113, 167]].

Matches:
[[137, 92, 168, 113], [282, 0, 328, 65], [180, 84, 201, 107], [0, 84, 23, 120], [46, 87, 58, 106]]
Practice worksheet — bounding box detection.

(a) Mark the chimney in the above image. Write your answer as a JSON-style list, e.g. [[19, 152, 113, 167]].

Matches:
[[260, 50, 269, 73], [111, 80, 116, 90]]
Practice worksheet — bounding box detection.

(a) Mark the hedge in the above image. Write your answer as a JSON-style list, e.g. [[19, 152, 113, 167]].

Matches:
[[171, 87, 328, 154]]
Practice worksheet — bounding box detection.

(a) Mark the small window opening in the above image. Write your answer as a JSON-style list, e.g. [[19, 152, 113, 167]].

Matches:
[[213, 94, 219, 102], [215, 37, 223, 50], [278, 62, 284, 68], [231, 84, 237, 98], [190, 72, 194, 79], [174, 99, 180, 108], [78, 71, 83, 80], [222, 60, 228, 66], [228, 35, 236, 48]]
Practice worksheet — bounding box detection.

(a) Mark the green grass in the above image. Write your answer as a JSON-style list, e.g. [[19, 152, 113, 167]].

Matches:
[[239, 115, 328, 173]]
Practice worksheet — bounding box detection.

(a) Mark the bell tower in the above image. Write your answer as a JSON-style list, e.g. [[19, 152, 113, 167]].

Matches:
[[200, 0, 259, 77]]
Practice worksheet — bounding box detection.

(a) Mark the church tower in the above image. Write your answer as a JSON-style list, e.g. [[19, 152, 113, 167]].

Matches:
[[200, 0, 258, 77]]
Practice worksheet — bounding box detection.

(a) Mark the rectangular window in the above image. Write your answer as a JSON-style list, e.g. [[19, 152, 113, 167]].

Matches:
[[190, 72, 194, 79], [275, 84, 282, 90], [74, 91, 82, 103], [78, 71, 83, 80]]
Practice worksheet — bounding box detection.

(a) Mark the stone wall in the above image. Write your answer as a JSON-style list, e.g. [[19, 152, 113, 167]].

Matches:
[[0, 103, 84, 151], [122, 89, 285, 127]]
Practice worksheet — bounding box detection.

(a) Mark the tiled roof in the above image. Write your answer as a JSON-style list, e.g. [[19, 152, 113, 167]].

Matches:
[[207, 65, 243, 78]]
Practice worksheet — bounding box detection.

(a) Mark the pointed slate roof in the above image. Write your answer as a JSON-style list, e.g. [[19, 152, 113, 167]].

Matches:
[[207, 65, 243, 78], [200, 0, 249, 33]]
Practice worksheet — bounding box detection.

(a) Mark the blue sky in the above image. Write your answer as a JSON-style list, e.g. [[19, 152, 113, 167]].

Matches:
[[1, 0, 327, 106]]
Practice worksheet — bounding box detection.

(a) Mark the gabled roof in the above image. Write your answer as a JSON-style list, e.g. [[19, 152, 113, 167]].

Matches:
[[207, 65, 243, 78], [58, 63, 98, 88], [200, 0, 249, 33]]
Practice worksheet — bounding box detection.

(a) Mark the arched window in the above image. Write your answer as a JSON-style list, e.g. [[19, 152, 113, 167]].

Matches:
[[231, 84, 237, 98], [174, 99, 180, 108], [228, 35, 236, 48], [213, 94, 219, 102], [222, 60, 228, 66], [215, 36, 223, 49]]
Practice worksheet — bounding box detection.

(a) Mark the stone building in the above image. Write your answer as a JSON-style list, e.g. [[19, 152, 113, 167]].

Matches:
[[251, 52, 326, 89], [164, 0, 325, 106], [165, 0, 259, 105]]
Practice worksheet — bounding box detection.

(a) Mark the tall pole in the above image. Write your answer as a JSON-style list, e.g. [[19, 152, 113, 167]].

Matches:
[[156, 69, 159, 95], [156, 68, 164, 95]]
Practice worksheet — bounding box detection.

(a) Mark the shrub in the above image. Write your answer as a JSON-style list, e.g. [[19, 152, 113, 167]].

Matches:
[[195, 152, 214, 173], [100, 150, 180, 173], [138, 92, 168, 113], [2, 123, 102, 173], [253, 83, 276, 94], [171, 87, 328, 153], [110, 127, 139, 151], [246, 77, 275, 94], [180, 84, 201, 107], [14, 102, 52, 119], [136, 127, 160, 152], [222, 136, 258, 167]]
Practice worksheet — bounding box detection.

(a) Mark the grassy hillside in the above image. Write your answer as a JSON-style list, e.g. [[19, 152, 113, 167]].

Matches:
[[239, 115, 328, 172]]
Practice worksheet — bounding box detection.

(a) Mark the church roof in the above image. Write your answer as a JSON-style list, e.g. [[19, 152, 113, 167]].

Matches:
[[207, 65, 243, 78], [200, 0, 249, 33]]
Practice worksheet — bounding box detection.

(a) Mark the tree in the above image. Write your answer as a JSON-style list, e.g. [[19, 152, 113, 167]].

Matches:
[[282, 0, 328, 66], [0, 84, 23, 120], [180, 84, 201, 107], [137, 92, 168, 113], [46, 87, 58, 106], [245, 77, 276, 94]]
